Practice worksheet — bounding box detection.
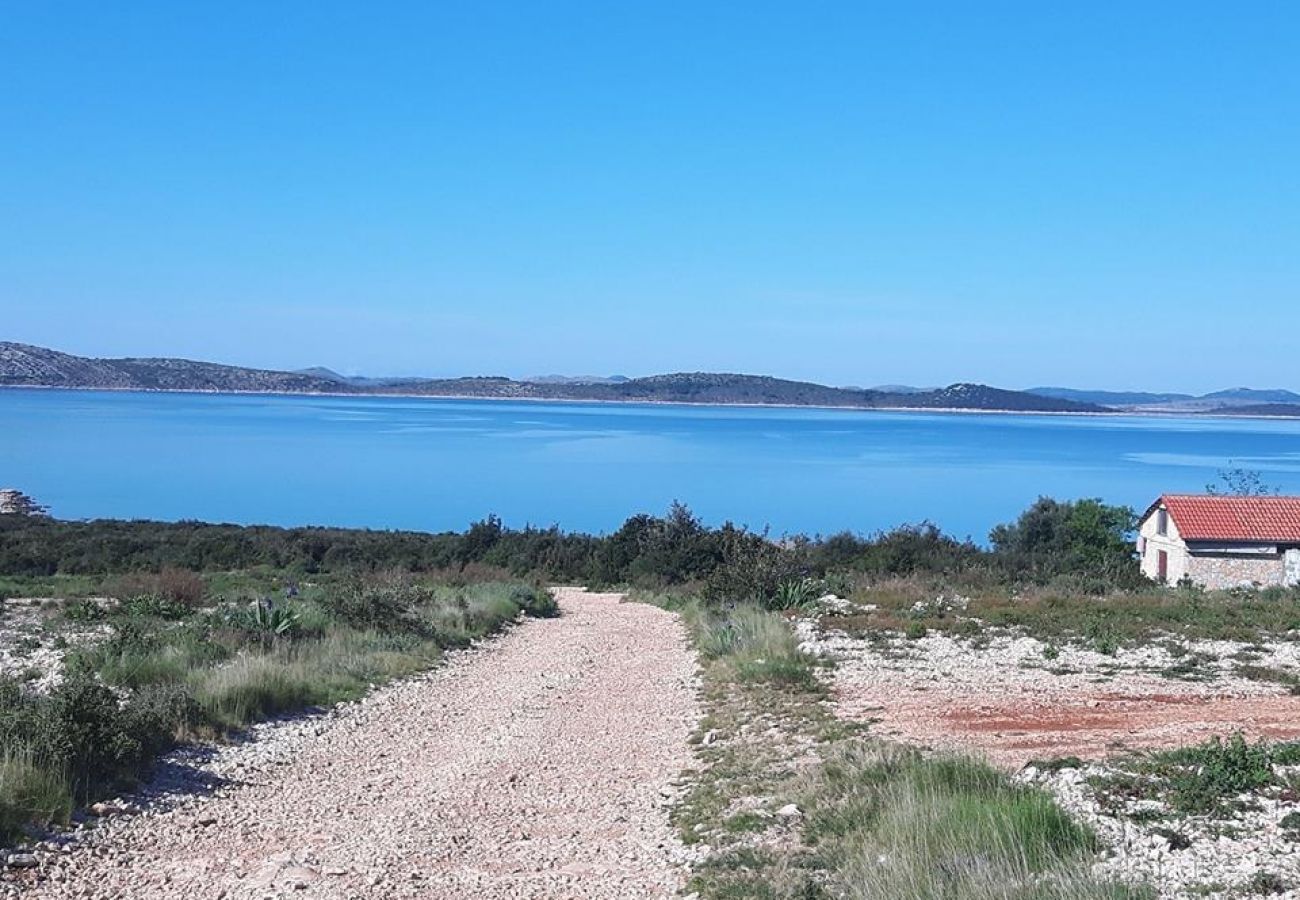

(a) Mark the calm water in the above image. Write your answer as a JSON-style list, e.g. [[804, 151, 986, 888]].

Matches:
[[4, 388, 1300, 541]]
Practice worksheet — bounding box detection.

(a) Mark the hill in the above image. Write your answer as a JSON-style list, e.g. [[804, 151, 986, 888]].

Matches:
[[1, 342, 337, 393], [1028, 385, 1300, 413], [1027, 387, 1194, 406], [1201, 388, 1300, 404], [0, 341, 1104, 413], [1200, 403, 1300, 418]]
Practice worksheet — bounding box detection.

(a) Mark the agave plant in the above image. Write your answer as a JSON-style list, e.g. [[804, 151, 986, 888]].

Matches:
[[771, 577, 822, 611], [244, 598, 300, 640]]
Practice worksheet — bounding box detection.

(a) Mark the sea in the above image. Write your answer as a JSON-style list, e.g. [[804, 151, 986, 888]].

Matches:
[[4, 388, 1300, 541]]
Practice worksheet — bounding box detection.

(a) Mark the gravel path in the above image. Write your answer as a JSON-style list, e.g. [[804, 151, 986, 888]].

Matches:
[[17, 588, 699, 899]]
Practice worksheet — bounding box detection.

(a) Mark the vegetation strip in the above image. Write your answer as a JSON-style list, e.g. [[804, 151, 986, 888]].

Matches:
[[0, 569, 555, 844], [642, 593, 1151, 898]]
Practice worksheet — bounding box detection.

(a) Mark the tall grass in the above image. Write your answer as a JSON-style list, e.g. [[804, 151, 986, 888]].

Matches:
[[189, 630, 442, 729], [0, 753, 70, 839], [685, 603, 816, 687], [0, 577, 552, 842], [798, 731, 1149, 899]]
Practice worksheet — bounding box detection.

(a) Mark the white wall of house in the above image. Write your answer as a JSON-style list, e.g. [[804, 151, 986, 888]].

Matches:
[[1137, 505, 1189, 583]]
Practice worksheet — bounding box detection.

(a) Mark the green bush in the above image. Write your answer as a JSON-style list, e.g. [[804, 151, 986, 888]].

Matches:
[[511, 584, 559, 618], [0, 676, 178, 803], [119, 594, 191, 620]]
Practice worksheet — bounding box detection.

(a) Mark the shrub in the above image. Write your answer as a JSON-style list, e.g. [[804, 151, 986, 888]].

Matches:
[[990, 498, 1140, 586], [321, 576, 426, 633], [106, 569, 205, 609], [120, 594, 191, 620], [156, 567, 205, 607], [63, 599, 108, 623], [511, 584, 559, 618], [0, 676, 176, 802]]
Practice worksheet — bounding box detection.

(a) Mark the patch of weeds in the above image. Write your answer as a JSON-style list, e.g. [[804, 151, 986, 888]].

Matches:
[[1029, 756, 1084, 774], [1161, 651, 1218, 683], [1150, 826, 1191, 850], [1243, 871, 1288, 895], [1085, 622, 1121, 656], [722, 811, 769, 834], [903, 621, 928, 640], [1279, 811, 1300, 842], [13, 636, 41, 654], [1235, 665, 1300, 694], [950, 618, 984, 639], [1042, 644, 1061, 661], [119, 594, 192, 621], [1099, 734, 1300, 818], [1087, 771, 1159, 814], [63, 599, 108, 624], [1047, 665, 1081, 676]]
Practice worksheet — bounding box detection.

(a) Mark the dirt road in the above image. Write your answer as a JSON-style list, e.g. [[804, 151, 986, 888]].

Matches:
[[19, 589, 698, 899]]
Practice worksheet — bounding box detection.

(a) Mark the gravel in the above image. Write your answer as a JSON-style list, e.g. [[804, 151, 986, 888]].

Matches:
[[797, 616, 1300, 767], [1021, 761, 1300, 899], [7, 588, 699, 899], [0, 598, 109, 694]]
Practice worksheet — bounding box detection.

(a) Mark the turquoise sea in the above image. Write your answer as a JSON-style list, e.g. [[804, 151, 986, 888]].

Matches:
[[4, 388, 1300, 541]]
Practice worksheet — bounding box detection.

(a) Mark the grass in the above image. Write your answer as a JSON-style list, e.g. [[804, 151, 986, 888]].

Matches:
[[803, 744, 1146, 899], [640, 592, 1149, 899], [0, 573, 554, 842], [1089, 733, 1300, 818], [825, 575, 1300, 648], [687, 603, 820, 688], [0, 753, 71, 840], [189, 630, 442, 728]]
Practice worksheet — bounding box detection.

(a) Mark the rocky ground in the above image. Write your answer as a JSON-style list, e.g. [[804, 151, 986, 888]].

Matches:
[[5, 588, 700, 899], [798, 600, 1300, 899], [798, 615, 1300, 768], [0, 598, 108, 693], [1023, 758, 1300, 899]]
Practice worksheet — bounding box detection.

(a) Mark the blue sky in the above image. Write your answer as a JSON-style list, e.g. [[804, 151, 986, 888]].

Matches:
[[2, 2, 1297, 392]]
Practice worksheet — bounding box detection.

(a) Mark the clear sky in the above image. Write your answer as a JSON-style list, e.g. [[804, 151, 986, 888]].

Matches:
[[2, 2, 1296, 392]]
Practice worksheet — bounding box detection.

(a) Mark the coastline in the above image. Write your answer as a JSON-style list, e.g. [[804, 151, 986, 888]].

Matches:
[[3, 382, 1299, 420]]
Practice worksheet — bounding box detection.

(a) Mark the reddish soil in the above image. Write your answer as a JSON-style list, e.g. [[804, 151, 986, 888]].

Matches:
[[856, 688, 1300, 769]]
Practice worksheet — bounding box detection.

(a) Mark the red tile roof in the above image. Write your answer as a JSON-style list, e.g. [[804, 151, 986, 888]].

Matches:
[[1145, 494, 1300, 542]]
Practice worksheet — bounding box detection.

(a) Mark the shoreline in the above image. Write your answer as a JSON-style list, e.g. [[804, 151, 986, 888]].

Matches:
[[4, 383, 1299, 421]]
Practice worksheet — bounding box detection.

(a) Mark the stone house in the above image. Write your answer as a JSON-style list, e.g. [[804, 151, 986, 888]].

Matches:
[[1136, 494, 1300, 589]]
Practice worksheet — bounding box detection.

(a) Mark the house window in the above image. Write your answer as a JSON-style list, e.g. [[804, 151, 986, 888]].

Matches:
[[1156, 508, 1168, 536]]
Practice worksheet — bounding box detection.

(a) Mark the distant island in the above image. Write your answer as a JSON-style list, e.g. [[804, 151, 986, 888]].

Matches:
[[2, 341, 1297, 417]]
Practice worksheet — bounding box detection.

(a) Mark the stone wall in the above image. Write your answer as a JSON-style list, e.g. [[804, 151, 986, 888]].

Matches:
[[1186, 552, 1286, 590]]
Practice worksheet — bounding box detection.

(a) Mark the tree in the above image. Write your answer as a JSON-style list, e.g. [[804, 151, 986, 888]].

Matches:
[[1206, 466, 1278, 496], [989, 497, 1138, 583]]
